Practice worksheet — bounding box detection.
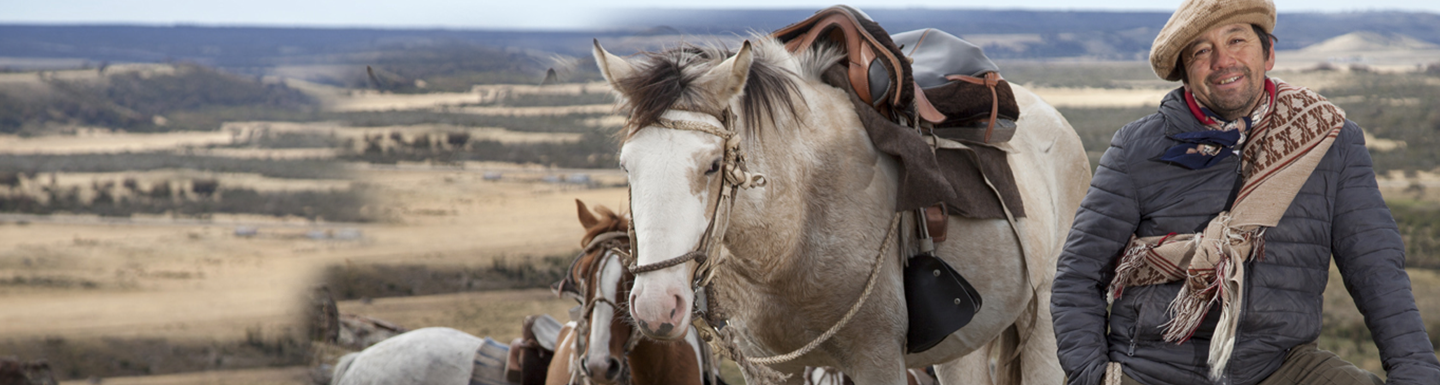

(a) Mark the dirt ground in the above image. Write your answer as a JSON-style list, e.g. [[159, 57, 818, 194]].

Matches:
[[56, 366, 311, 385], [0, 152, 627, 384], [0, 169, 625, 340]]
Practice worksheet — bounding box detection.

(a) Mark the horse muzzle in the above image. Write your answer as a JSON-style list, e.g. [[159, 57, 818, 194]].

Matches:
[[582, 353, 624, 384], [628, 274, 692, 340]]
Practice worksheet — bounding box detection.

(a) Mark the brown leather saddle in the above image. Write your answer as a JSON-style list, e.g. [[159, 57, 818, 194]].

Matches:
[[775, 6, 1010, 354], [773, 5, 934, 123], [774, 6, 1019, 144]]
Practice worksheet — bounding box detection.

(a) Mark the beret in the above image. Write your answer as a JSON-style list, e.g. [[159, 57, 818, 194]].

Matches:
[[1150, 0, 1275, 81]]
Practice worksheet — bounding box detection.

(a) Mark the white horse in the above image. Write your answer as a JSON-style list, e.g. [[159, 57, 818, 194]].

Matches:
[[331, 327, 510, 385], [594, 36, 1090, 384]]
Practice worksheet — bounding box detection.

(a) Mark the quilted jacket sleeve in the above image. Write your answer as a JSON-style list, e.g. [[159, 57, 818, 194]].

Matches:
[[1329, 121, 1440, 384], [1051, 118, 1146, 385]]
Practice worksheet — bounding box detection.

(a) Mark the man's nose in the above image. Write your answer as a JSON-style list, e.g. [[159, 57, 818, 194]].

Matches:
[[1211, 48, 1239, 72]]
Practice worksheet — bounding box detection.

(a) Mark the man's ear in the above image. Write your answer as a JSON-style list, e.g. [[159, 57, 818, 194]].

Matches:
[[1264, 37, 1276, 72]]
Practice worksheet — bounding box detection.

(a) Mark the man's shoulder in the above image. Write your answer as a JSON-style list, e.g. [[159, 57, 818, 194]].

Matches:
[[1112, 112, 1171, 147]]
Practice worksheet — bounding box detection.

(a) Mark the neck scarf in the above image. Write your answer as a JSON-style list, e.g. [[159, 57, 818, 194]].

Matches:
[[1158, 79, 1277, 170], [1107, 78, 1345, 380]]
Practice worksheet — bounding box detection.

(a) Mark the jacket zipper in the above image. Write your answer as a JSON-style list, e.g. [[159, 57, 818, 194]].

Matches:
[[1128, 295, 1140, 357]]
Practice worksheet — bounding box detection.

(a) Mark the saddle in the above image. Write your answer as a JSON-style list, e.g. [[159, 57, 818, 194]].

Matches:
[[777, 5, 1020, 354], [506, 314, 562, 385], [774, 6, 1020, 144], [773, 5, 928, 123], [893, 28, 1020, 143]]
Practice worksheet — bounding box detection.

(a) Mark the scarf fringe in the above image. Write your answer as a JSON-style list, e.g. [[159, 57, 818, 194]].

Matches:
[[1107, 241, 1147, 305]]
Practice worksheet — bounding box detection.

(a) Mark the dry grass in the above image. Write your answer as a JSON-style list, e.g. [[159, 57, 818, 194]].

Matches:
[[1321, 266, 1440, 376], [1027, 86, 1171, 108], [334, 289, 573, 341], [6, 59, 1436, 384], [0, 131, 233, 155], [57, 366, 310, 385]]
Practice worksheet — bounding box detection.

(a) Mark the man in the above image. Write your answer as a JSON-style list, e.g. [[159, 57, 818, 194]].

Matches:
[[1050, 0, 1440, 384]]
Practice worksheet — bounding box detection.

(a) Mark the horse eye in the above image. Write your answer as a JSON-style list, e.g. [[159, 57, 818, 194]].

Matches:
[[705, 160, 721, 175]]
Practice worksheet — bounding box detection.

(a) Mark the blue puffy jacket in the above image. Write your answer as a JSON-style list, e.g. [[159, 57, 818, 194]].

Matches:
[[1050, 87, 1440, 385]]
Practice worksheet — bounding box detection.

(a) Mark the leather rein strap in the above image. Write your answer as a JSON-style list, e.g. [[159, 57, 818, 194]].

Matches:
[[945, 72, 1003, 142]]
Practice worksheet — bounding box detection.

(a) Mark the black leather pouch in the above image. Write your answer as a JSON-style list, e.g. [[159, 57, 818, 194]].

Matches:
[[904, 253, 982, 353]]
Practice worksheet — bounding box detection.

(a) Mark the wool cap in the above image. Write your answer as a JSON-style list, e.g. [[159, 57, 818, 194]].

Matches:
[[1150, 0, 1276, 81]]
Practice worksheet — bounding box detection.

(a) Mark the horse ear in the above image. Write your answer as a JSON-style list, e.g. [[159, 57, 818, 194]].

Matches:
[[696, 40, 754, 105], [592, 39, 635, 92], [576, 199, 599, 230]]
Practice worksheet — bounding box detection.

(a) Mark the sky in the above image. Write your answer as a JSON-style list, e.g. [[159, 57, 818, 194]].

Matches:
[[3, 0, 1439, 30]]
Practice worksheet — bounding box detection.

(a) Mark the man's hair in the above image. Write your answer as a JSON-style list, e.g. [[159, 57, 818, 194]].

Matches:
[[1176, 24, 1277, 84]]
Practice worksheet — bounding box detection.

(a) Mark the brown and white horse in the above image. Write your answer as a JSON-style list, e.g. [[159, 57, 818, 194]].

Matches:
[[594, 35, 1090, 384], [546, 200, 717, 385]]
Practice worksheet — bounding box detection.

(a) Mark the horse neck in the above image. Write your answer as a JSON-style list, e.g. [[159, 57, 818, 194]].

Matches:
[[627, 336, 703, 385], [721, 80, 898, 282]]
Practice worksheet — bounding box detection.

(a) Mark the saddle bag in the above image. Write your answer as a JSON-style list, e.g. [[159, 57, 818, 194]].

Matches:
[[904, 252, 982, 354], [508, 314, 561, 385], [472, 337, 513, 385], [891, 28, 1020, 144]]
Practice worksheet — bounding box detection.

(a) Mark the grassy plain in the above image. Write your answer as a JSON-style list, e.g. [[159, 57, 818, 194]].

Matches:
[[3, 45, 1439, 384]]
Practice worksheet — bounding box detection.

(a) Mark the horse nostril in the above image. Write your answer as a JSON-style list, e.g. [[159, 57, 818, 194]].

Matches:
[[605, 357, 621, 379], [673, 294, 684, 320]]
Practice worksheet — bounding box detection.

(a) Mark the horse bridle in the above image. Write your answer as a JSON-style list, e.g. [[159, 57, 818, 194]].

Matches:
[[621, 108, 767, 322], [620, 105, 904, 372], [573, 245, 639, 384]]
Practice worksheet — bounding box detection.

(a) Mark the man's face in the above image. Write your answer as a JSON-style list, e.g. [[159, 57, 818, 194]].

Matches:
[[1182, 23, 1276, 121]]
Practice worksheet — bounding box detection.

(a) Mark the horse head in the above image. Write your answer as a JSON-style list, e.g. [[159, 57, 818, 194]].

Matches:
[[567, 200, 637, 384], [593, 39, 766, 340]]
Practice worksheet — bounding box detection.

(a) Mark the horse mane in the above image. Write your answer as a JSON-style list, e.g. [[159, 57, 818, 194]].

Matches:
[[581, 204, 627, 246], [615, 37, 844, 139], [568, 203, 629, 289]]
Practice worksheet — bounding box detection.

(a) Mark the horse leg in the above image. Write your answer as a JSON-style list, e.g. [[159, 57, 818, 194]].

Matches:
[[837, 354, 909, 385], [932, 324, 1019, 385], [1016, 286, 1063, 384]]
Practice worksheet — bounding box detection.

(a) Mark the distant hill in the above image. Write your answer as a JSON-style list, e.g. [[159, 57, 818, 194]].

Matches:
[[1, 9, 1438, 71], [602, 9, 1440, 55], [1301, 31, 1440, 53]]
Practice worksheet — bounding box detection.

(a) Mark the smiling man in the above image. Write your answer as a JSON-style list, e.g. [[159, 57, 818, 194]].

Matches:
[[1049, 0, 1440, 384]]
